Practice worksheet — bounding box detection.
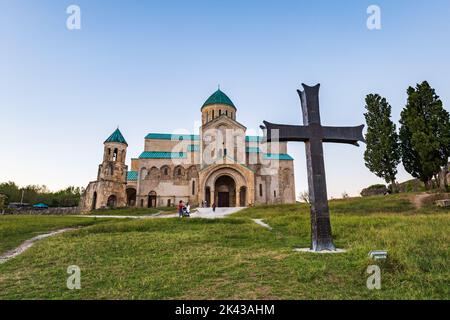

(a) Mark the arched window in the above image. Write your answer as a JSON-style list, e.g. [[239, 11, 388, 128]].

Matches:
[[225, 110, 228, 116], [192, 180, 195, 195], [164, 168, 168, 175], [259, 184, 263, 197], [212, 110, 215, 118], [274, 190, 277, 198], [113, 148, 118, 161], [108, 164, 114, 176], [174, 166, 183, 179], [219, 109, 222, 115]]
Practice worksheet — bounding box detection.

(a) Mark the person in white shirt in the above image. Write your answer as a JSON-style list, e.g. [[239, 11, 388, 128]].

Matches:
[[186, 202, 191, 216]]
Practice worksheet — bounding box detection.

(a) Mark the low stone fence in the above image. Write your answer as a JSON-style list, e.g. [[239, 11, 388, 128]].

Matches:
[[0, 207, 81, 216]]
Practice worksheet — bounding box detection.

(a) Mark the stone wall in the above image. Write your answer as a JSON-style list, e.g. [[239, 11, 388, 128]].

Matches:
[[81, 180, 127, 213], [3, 207, 80, 215]]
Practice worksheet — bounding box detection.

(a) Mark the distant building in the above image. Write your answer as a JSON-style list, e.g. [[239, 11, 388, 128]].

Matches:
[[80, 89, 296, 211]]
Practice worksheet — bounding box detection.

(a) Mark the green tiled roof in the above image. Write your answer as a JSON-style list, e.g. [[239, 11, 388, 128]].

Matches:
[[139, 151, 187, 159], [105, 128, 128, 145], [263, 153, 294, 161], [145, 133, 200, 141], [202, 89, 236, 109], [246, 147, 261, 153], [188, 144, 200, 152], [126, 171, 138, 181], [245, 136, 263, 142]]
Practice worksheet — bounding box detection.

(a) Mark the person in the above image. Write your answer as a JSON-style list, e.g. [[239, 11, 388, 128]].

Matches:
[[212, 202, 216, 213], [178, 200, 184, 218]]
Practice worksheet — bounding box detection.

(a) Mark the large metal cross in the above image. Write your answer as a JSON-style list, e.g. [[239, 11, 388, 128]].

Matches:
[[261, 83, 365, 251]]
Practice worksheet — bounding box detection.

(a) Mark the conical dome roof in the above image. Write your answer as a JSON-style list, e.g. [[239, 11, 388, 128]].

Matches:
[[104, 128, 128, 146]]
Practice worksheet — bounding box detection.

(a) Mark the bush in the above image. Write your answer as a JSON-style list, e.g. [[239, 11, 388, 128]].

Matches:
[[361, 184, 388, 197]]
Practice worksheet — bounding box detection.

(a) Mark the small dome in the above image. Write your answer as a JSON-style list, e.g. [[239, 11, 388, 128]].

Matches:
[[202, 89, 236, 109]]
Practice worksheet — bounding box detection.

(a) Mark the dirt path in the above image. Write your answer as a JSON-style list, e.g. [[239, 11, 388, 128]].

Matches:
[[252, 219, 273, 230], [0, 228, 78, 264], [410, 193, 430, 209]]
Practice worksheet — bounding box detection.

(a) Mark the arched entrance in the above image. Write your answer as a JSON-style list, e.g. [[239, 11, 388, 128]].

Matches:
[[148, 191, 157, 208], [107, 195, 117, 208], [215, 175, 236, 207], [126, 188, 136, 207], [92, 192, 97, 210], [239, 186, 247, 207]]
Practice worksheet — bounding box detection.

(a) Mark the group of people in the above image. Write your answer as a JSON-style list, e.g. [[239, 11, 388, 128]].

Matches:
[[177, 201, 191, 218], [178, 200, 217, 217]]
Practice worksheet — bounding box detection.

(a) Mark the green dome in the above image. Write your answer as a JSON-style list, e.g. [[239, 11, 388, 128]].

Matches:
[[202, 89, 236, 109], [104, 128, 128, 146]]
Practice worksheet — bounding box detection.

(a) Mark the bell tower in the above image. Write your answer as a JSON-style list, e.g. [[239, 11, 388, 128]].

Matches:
[[98, 128, 128, 182], [80, 128, 129, 212]]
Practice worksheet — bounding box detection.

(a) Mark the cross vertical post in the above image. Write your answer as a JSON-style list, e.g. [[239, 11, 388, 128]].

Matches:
[[261, 83, 365, 252], [299, 84, 334, 251]]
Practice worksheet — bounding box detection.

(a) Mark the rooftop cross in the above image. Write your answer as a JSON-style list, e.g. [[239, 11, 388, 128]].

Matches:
[[261, 83, 365, 251]]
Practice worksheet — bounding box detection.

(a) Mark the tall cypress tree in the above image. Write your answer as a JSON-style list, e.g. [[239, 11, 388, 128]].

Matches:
[[364, 94, 401, 191], [399, 81, 450, 189]]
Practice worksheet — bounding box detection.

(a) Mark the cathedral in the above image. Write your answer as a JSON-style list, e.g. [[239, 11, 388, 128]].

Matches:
[[80, 89, 296, 212]]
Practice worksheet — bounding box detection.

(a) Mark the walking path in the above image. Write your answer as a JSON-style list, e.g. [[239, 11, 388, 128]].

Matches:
[[77, 207, 245, 220], [0, 208, 246, 264], [252, 219, 273, 230], [0, 228, 78, 264]]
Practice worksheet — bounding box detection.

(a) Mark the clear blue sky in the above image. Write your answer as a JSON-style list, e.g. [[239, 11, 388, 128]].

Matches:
[[1, 0, 449, 198]]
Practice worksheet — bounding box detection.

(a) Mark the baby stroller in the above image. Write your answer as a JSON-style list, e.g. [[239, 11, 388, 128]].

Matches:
[[182, 206, 190, 217]]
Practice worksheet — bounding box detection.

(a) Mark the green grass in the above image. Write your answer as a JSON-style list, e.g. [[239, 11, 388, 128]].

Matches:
[[0, 216, 110, 253], [88, 206, 176, 216], [0, 193, 448, 299]]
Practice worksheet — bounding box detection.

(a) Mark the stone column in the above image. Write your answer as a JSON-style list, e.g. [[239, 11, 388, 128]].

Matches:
[[236, 186, 241, 207], [210, 187, 215, 207]]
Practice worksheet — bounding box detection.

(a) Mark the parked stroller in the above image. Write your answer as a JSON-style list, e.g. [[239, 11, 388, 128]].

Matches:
[[182, 206, 190, 217]]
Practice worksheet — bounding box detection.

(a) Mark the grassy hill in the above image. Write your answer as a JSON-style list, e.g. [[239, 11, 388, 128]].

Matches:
[[0, 193, 448, 299]]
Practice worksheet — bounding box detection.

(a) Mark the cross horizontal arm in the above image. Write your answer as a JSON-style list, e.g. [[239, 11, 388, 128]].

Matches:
[[322, 125, 365, 146], [260, 121, 310, 142]]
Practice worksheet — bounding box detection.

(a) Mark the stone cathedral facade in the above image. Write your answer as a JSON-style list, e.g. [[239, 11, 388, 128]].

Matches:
[[80, 89, 296, 212]]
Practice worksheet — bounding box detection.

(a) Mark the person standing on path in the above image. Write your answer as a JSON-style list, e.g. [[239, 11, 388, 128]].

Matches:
[[212, 203, 216, 213], [178, 200, 184, 218]]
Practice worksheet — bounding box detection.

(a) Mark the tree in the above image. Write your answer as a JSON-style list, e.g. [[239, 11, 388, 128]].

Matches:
[[0, 181, 21, 204], [399, 81, 450, 189], [0, 181, 82, 207], [364, 94, 401, 191], [299, 191, 310, 204]]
